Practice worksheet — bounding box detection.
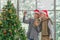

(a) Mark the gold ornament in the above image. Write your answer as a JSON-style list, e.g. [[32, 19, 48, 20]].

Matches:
[[2, 9, 5, 11], [3, 17, 7, 20], [14, 24, 16, 26], [3, 13, 6, 16], [9, 29, 12, 35], [2, 9, 6, 12], [9, 9, 12, 13], [0, 13, 2, 17], [3, 30, 7, 34], [0, 20, 2, 25], [12, 3, 14, 7], [9, 29, 12, 32], [11, 16, 13, 18]]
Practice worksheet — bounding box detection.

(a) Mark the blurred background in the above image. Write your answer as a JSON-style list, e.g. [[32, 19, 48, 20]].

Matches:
[[0, 0, 60, 40]]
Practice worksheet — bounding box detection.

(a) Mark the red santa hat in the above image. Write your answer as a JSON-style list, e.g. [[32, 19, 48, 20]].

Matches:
[[42, 10, 48, 17], [34, 9, 40, 15]]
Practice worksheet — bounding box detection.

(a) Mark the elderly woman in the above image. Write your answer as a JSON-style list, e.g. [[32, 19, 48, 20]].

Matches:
[[23, 9, 42, 40], [39, 10, 54, 40]]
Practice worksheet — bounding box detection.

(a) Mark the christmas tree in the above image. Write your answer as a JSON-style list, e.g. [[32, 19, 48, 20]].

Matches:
[[0, 0, 26, 40]]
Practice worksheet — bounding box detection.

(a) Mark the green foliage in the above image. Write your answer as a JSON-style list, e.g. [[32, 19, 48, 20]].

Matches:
[[0, 0, 26, 40]]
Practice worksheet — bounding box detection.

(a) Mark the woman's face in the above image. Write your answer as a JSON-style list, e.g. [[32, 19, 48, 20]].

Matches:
[[34, 13, 39, 19], [40, 13, 45, 18], [41, 14, 49, 20]]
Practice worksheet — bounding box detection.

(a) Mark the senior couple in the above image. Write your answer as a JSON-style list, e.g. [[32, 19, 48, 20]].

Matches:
[[23, 9, 54, 40]]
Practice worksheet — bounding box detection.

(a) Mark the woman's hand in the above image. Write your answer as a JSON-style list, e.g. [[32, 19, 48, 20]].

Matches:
[[24, 11, 27, 16]]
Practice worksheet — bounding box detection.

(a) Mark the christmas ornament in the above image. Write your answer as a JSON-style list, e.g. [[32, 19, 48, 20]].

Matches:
[[3, 13, 6, 16], [9, 29, 12, 32], [3, 17, 7, 20], [12, 3, 14, 7], [0, 25, 3, 28], [0, 13, 2, 17], [8, 9, 12, 13], [11, 16, 13, 18], [2, 8, 6, 12], [3, 30, 7, 35], [7, 17, 10, 20], [0, 20, 2, 25], [14, 24, 16, 26], [9, 29, 12, 35]]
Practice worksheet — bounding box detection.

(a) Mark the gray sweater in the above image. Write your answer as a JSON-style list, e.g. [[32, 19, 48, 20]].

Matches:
[[23, 16, 42, 40]]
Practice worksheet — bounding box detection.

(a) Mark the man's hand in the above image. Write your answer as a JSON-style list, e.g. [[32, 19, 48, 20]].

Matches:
[[24, 11, 27, 16]]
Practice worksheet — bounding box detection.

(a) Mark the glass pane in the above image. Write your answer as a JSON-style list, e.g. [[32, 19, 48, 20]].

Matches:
[[56, 0, 60, 10], [56, 22, 60, 40], [56, 11, 60, 22], [19, 0, 36, 10], [37, 0, 54, 10], [1, 0, 7, 10], [1, 0, 17, 10], [19, 11, 32, 33], [11, 0, 17, 8], [48, 11, 54, 22], [19, 11, 32, 22], [56, 11, 60, 40]]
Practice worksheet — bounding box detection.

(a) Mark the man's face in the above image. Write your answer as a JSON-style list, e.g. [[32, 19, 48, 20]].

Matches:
[[34, 13, 39, 19]]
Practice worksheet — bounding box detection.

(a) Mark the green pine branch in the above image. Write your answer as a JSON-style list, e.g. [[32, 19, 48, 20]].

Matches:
[[0, 0, 27, 40]]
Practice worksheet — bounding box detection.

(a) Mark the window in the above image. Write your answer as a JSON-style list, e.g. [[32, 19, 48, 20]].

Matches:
[[19, 0, 36, 10], [56, 11, 60, 40], [0, 0, 60, 40], [56, 0, 60, 10], [37, 0, 54, 10], [0, 0, 17, 10]]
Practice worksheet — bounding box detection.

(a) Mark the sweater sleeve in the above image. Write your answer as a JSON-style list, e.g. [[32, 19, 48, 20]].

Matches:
[[23, 16, 30, 24], [36, 22, 42, 33], [48, 20, 54, 39]]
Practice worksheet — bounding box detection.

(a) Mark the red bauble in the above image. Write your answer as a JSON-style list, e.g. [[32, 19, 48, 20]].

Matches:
[[3, 30, 7, 34]]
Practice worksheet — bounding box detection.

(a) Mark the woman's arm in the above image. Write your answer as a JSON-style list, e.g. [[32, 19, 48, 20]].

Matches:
[[23, 16, 30, 24], [48, 20, 54, 39]]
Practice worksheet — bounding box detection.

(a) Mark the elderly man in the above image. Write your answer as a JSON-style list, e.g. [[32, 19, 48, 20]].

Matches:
[[23, 9, 42, 40]]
